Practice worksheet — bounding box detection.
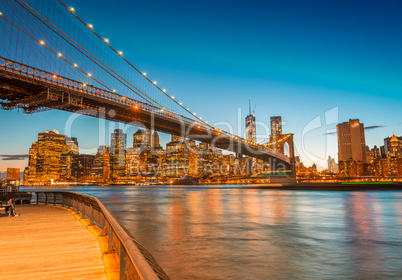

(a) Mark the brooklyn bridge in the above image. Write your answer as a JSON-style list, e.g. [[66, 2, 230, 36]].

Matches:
[[0, 0, 295, 179]]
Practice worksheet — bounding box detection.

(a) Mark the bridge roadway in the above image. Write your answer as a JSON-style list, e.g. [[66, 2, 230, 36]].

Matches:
[[0, 56, 292, 169], [0, 204, 107, 279]]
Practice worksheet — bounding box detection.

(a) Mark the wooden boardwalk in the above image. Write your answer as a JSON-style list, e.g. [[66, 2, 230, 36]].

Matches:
[[0, 205, 107, 280]]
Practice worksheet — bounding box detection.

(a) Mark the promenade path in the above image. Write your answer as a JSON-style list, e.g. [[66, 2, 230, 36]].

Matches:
[[0, 205, 107, 279]]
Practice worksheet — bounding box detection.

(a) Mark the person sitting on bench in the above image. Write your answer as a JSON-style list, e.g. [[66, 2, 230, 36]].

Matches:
[[5, 198, 19, 217]]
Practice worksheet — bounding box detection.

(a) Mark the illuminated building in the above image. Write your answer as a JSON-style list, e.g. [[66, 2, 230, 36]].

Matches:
[[337, 119, 367, 163], [125, 147, 142, 177], [397, 158, 402, 177], [245, 101, 257, 170], [152, 131, 160, 148], [199, 142, 216, 175], [337, 119, 367, 177], [339, 159, 363, 177], [6, 168, 20, 181], [110, 129, 127, 179], [133, 129, 147, 149], [26, 142, 38, 183], [72, 154, 95, 182], [222, 154, 235, 175], [245, 100, 256, 143], [60, 152, 77, 182], [270, 116, 282, 137], [187, 140, 199, 177], [165, 135, 189, 177], [385, 133, 402, 158], [369, 134, 402, 178], [27, 130, 70, 183], [91, 146, 111, 183], [60, 137, 80, 182], [371, 145, 381, 159]]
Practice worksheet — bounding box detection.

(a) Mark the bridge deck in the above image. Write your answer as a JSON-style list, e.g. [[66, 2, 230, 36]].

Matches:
[[0, 205, 106, 280]]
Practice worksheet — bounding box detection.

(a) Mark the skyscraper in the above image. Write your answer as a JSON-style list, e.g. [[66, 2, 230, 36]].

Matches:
[[125, 147, 142, 177], [337, 119, 367, 177], [133, 129, 146, 148], [26, 130, 70, 183], [110, 129, 127, 179], [270, 116, 282, 137], [165, 136, 189, 177], [337, 119, 367, 163], [245, 100, 256, 143], [133, 129, 155, 149], [72, 154, 95, 182], [152, 131, 160, 148], [91, 146, 111, 183]]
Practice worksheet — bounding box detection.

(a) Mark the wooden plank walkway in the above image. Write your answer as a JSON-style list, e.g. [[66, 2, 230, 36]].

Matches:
[[0, 205, 107, 280]]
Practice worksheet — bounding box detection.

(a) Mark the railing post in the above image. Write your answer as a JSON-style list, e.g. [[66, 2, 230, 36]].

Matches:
[[45, 192, 48, 205], [119, 242, 127, 280], [108, 224, 114, 253], [82, 200, 86, 218], [90, 205, 94, 225], [53, 192, 56, 205], [102, 215, 107, 235], [36, 192, 39, 204]]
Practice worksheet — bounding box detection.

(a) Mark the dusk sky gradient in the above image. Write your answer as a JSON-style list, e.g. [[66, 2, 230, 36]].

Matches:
[[1, 0, 402, 171]]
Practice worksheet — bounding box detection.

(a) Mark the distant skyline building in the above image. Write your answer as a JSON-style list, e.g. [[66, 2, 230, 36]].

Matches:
[[384, 133, 402, 159], [245, 100, 256, 143], [110, 129, 127, 179], [133, 129, 147, 149], [26, 130, 69, 183], [153, 131, 160, 149], [270, 116, 282, 137], [22, 128, 279, 184], [91, 146, 111, 183], [72, 154, 95, 182], [327, 156, 338, 173], [337, 119, 367, 163], [337, 119, 367, 177]]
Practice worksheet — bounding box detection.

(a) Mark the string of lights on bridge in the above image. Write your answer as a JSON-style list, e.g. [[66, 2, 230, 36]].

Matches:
[[59, 2, 269, 147], [12, 0, 169, 113], [60, 1, 210, 127], [0, 4, 282, 150]]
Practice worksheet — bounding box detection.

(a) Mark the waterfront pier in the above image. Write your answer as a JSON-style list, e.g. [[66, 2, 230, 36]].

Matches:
[[0, 192, 169, 280], [0, 205, 106, 279]]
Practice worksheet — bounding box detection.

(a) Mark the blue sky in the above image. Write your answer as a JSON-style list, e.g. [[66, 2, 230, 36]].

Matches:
[[1, 0, 401, 171]]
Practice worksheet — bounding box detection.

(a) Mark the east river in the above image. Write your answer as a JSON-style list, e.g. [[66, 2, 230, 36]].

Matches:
[[21, 185, 402, 279]]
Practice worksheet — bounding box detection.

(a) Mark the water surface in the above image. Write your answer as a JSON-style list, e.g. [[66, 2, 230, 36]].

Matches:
[[22, 185, 402, 279]]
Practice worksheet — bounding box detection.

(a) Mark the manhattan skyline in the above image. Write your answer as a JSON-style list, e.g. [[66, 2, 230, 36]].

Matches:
[[1, 0, 401, 171]]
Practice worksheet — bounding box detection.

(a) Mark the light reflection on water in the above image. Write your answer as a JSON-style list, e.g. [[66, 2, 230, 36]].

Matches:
[[21, 185, 402, 279]]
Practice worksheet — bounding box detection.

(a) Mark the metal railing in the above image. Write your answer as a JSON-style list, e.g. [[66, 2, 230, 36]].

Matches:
[[32, 191, 169, 280]]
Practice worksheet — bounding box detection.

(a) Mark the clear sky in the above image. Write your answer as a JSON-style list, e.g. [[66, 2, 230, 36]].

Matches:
[[1, 0, 402, 171]]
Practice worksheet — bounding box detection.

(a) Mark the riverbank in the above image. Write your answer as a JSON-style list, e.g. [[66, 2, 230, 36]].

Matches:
[[257, 182, 402, 191]]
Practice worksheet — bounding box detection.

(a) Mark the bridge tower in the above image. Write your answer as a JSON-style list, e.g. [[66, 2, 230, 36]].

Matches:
[[269, 116, 296, 181]]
